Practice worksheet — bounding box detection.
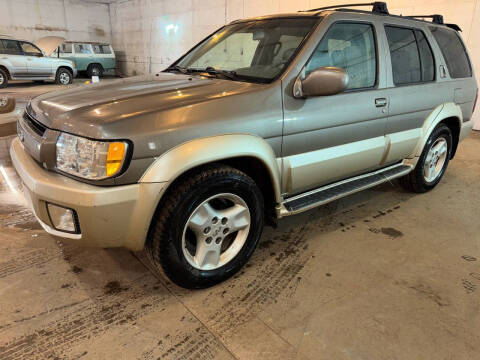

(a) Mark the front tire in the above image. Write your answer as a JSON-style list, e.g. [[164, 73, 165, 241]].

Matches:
[[400, 124, 453, 193], [0, 68, 8, 88], [55, 68, 73, 85], [146, 164, 264, 289]]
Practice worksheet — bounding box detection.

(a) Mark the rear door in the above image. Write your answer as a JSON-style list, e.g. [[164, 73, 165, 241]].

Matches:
[[380, 21, 450, 164], [0, 40, 27, 77], [19, 41, 53, 77]]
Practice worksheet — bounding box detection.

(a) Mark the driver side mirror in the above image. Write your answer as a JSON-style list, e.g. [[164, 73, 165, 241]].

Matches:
[[293, 66, 349, 98]]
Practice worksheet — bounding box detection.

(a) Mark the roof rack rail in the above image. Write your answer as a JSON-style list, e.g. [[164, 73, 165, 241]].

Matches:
[[300, 2, 389, 15], [405, 14, 444, 24]]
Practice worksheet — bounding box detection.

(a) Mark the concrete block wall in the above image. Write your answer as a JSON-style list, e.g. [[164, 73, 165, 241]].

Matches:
[[0, 0, 112, 44]]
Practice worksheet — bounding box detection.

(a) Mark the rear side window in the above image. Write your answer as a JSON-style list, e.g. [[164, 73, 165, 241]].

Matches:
[[415, 30, 435, 82], [0, 40, 22, 55], [92, 45, 112, 54], [74, 43, 92, 54], [430, 26, 472, 78], [305, 22, 377, 90], [385, 26, 435, 85]]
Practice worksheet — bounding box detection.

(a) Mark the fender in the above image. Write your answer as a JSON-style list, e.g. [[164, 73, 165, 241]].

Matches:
[[140, 134, 283, 203], [409, 102, 462, 158]]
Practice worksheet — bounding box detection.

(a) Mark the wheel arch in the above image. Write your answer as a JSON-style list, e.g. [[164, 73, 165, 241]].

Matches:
[[87, 63, 104, 71], [413, 102, 462, 159], [0, 65, 11, 79], [140, 134, 283, 206], [56, 65, 73, 76]]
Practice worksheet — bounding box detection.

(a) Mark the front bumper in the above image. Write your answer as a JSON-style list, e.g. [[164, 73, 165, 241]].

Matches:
[[10, 138, 165, 251]]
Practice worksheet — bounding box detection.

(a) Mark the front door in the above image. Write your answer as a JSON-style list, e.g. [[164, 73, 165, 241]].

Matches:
[[19, 42, 52, 77], [282, 21, 389, 196]]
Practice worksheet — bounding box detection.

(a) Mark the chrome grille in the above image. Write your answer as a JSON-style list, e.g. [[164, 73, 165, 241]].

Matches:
[[23, 111, 47, 137]]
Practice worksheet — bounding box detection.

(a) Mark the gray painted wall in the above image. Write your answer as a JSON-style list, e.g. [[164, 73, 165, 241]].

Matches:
[[0, 0, 112, 44]]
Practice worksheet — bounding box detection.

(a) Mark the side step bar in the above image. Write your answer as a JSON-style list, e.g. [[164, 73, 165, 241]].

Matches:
[[279, 163, 413, 217]]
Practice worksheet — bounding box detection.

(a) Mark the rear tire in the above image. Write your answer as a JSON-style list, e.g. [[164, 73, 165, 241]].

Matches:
[[55, 68, 73, 85], [0, 68, 8, 88], [146, 164, 264, 289], [400, 124, 453, 193], [87, 64, 104, 78]]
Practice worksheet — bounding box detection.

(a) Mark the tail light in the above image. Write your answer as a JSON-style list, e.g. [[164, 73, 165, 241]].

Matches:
[[474, 89, 478, 114]]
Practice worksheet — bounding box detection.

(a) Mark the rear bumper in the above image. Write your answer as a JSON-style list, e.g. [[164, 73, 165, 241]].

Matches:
[[10, 137, 166, 250], [459, 119, 474, 142]]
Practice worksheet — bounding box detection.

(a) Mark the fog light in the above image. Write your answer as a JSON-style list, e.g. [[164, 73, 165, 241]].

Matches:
[[47, 203, 79, 233]]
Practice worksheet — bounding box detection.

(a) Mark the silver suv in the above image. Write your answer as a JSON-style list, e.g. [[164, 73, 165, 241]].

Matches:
[[11, 2, 478, 288], [0, 36, 77, 88]]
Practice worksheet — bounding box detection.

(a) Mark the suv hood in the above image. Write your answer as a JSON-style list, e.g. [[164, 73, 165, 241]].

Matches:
[[34, 36, 65, 56], [28, 73, 264, 139]]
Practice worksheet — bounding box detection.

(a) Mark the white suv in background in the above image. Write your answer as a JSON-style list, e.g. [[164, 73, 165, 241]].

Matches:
[[0, 36, 77, 88]]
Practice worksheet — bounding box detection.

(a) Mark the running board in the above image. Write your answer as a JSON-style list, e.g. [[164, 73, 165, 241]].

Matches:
[[279, 163, 413, 217]]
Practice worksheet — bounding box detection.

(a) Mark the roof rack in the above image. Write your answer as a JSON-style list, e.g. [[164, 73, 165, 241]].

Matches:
[[405, 14, 444, 24], [300, 2, 389, 15]]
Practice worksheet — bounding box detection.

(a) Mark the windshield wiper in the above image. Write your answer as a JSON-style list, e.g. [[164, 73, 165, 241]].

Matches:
[[164, 65, 189, 74], [202, 67, 240, 81]]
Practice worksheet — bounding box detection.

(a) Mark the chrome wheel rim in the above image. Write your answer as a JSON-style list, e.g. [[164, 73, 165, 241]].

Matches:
[[0, 73, 4, 85], [182, 193, 251, 271], [424, 137, 448, 183], [59, 72, 70, 85]]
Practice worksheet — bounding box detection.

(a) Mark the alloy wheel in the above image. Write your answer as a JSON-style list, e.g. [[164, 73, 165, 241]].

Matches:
[[423, 137, 448, 183], [182, 193, 251, 271]]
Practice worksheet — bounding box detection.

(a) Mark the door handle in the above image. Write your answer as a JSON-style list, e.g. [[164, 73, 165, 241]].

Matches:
[[375, 98, 387, 107]]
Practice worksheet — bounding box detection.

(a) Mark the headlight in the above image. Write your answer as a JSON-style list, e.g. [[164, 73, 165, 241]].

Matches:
[[56, 133, 128, 180]]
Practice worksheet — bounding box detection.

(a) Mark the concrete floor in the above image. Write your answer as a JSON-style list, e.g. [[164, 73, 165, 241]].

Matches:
[[0, 82, 479, 359]]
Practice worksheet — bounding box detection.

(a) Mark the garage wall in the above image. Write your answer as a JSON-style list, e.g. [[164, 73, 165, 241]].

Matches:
[[110, 0, 480, 126], [0, 0, 112, 44]]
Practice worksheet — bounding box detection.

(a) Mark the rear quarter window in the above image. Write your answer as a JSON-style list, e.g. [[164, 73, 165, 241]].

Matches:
[[430, 26, 472, 79], [93, 45, 112, 54]]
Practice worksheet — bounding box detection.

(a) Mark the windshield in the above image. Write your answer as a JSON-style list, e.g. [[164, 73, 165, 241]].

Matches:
[[172, 18, 318, 83]]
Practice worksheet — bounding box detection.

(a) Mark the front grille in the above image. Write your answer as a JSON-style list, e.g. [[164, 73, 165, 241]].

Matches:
[[23, 111, 47, 137]]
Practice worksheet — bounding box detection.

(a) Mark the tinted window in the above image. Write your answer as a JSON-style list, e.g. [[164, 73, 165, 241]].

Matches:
[[430, 26, 472, 78], [415, 30, 435, 81], [305, 22, 377, 90], [74, 43, 92, 54], [385, 27, 421, 84], [0, 40, 22, 55], [93, 44, 111, 54], [20, 42, 42, 57]]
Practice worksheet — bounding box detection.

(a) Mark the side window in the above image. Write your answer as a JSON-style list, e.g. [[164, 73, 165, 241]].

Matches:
[[305, 22, 377, 90], [415, 30, 435, 82], [430, 26, 472, 78], [93, 45, 112, 54], [74, 43, 92, 54], [1, 40, 22, 55], [20, 42, 43, 57], [385, 27, 421, 85], [60, 43, 73, 54]]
